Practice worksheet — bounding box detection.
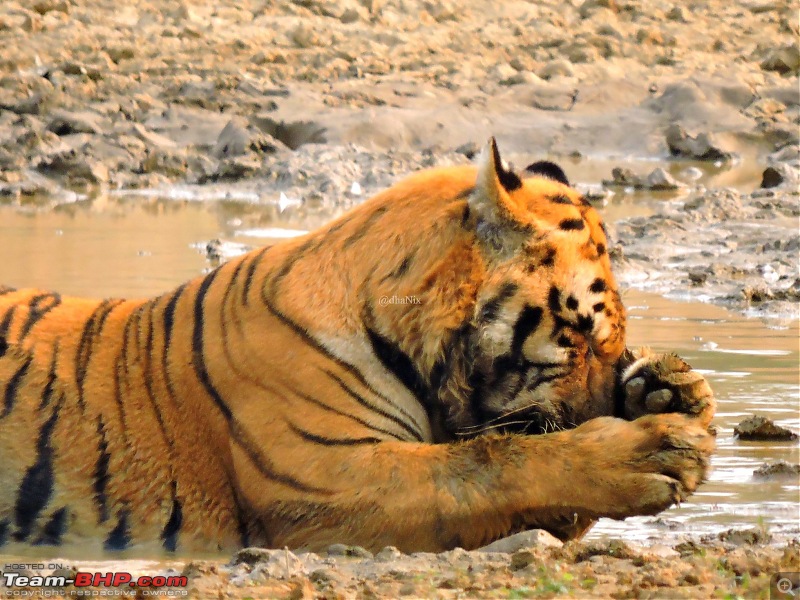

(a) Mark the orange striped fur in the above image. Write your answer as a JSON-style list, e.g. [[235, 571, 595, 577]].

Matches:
[[0, 140, 714, 554]]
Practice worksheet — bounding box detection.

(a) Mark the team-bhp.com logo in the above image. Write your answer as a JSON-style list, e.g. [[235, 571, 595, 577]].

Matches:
[[2, 567, 188, 597]]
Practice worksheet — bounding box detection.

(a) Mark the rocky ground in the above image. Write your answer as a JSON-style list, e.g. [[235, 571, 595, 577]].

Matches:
[[1, 0, 798, 597]]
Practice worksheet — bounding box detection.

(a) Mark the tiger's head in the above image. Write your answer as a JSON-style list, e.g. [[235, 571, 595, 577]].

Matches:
[[279, 138, 626, 440]]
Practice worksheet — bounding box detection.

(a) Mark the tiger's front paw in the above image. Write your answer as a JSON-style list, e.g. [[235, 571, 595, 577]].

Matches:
[[620, 348, 715, 427], [569, 413, 714, 520]]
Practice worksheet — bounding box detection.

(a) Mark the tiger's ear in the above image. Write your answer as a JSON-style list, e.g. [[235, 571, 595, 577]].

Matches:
[[469, 138, 528, 257]]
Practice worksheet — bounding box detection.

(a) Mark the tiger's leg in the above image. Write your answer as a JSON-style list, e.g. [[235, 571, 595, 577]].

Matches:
[[618, 348, 716, 427], [240, 412, 713, 552]]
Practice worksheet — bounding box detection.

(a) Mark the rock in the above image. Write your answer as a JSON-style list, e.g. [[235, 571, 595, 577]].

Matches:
[[665, 124, 733, 162], [479, 529, 562, 553], [454, 141, 478, 159], [291, 24, 322, 48], [761, 43, 800, 75], [327, 544, 373, 558], [491, 62, 517, 83], [46, 110, 102, 135], [646, 167, 682, 190], [734, 415, 798, 441], [753, 460, 800, 478], [603, 167, 642, 187], [667, 6, 689, 22], [36, 149, 109, 184], [287, 578, 316, 600], [760, 163, 799, 189], [510, 549, 538, 570], [709, 527, 772, 546], [248, 117, 326, 150], [538, 59, 574, 80], [375, 546, 403, 561], [579, 0, 617, 19], [212, 119, 282, 159]]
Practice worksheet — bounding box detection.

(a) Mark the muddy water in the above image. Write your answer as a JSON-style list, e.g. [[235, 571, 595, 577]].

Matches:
[[2, 192, 798, 553]]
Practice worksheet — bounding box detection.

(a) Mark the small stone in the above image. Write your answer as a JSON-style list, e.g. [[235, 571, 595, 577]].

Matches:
[[479, 529, 562, 553], [665, 124, 732, 162], [375, 546, 403, 561], [538, 59, 574, 80], [291, 24, 321, 48], [510, 549, 537, 570], [667, 6, 689, 22], [734, 415, 798, 441], [46, 111, 102, 135], [646, 167, 682, 190], [761, 43, 800, 75], [327, 543, 373, 558], [288, 578, 316, 600], [753, 460, 800, 478]]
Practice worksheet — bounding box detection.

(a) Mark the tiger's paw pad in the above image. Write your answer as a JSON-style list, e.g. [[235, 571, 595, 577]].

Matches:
[[621, 349, 715, 426]]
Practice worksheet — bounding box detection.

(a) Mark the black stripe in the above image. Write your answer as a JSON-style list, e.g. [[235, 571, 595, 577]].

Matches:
[[0, 306, 16, 341], [288, 422, 381, 446], [161, 483, 182, 552], [589, 278, 607, 293], [2, 355, 32, 418], [548, 286, 561, 314], [509, 306, 543, 357], [13, 394, 62, 541], [565, 295, 578, 310], [104, 509, 131, 551], [38, 343, 59, 411], [0, 286, 16, 296], [75, 300, 122, 409], [478, 282, 519, 323], [342, 206, 388, 248], [260, 286, 425, 436], [292, 389, 406, 441], [192, 269, 233, 420], [194, 269, 329, 494], [242, 246, 270, 306], [323, 370, 424, 442], [33, 506, 68, 546], [549, 194, 573, 205], [140, 303, 175, 451], [93, 416, 111, 524], [19, 293, 61, 340], [559, 218, 585, 231], [576, 313, 594, 332], [541, 247, 557, 267], [383, 253, 414, 280], [161, 286, 249, 542], [592, 302, 606, 313], [163, 284, 186, 347], [364, 324, 429, 403], [596, 243, 606, 256]]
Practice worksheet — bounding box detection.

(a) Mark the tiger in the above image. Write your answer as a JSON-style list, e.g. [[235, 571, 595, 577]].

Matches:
[[0, 139, 715, 555]]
